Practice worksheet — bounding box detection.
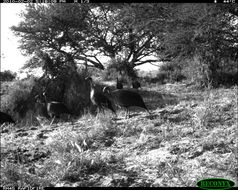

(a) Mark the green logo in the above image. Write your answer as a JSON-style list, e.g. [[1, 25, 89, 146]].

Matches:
[[197, 178, 235, 190]]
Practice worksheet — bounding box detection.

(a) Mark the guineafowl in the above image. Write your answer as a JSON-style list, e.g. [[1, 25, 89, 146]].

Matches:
[[85, 77, 116, 116], [43, 93, 71, 117], [116, 77, 123, 89], [103, 87, 150, 118], [37, 91, 71, 125]]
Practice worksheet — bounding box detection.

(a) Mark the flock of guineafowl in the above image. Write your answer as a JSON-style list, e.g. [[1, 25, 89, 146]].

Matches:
[[0, 77, 150, 125]]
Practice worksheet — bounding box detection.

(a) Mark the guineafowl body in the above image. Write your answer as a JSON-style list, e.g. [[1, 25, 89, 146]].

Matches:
[[42, 92, 71, 118], [0, 111, 15, 124], [86, 77, 116, 115], [116, 78, 123, 89], [46, 101, 71, 118], [112, 89, 148, 110], [103, 87, 150, 118]]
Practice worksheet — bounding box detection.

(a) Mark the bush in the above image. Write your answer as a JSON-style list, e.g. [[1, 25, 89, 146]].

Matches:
[[1, 77, 36, 123], [182, 56, 212, 88], [0, 70, 17, 82], [156, 71, 167, 84], [102, 59, 138, 82], [1, 71, 93, 125], [216, 59, 238, 86], [157, 62, 186, 83], [216, 72, 238, 87], [183, 56, 238, 88], [101, 65, 118, 81], [31, 71, 91, 117]]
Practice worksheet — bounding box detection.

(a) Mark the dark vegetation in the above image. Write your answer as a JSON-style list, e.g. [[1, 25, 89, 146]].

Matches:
[[1, 3, 237, 187], [0, 111, 15, 124], [132, 80, 141, 89], [0, 2, 236, 132], [0, 70, 17, 82]]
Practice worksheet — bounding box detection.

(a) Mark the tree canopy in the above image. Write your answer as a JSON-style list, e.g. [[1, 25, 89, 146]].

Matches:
[[12, 3, 238, 85], [12, 4, 159, 77]]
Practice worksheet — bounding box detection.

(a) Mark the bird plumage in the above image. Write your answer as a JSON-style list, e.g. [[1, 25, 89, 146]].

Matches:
[[103, 87, 150, 118], [86, 77, 116, 115], [42, 92, 71, 118], [116, 77, 123, 89]]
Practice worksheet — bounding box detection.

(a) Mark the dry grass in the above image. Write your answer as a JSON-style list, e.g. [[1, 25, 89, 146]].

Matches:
[[1, 83, 237, 187]]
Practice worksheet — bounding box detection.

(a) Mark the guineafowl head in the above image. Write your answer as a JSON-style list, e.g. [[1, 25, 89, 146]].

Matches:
[[85, 77, 92, 81], [103, 86, 111, 95], [85, 77, 94, 89], [85, 77, 94, 85], [35, 94, 43, 104]]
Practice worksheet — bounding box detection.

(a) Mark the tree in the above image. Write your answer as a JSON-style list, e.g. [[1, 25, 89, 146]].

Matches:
[[11, 3, 161, 78], [11, 4, 103, 75], [136, 3, 238, 86], [13, 3, 237, 86]]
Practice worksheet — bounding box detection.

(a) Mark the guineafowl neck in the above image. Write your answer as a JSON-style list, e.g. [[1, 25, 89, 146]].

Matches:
[[89, 81, 95, 97], [43, 94, 48, 106], [89, 80, 94, 90]]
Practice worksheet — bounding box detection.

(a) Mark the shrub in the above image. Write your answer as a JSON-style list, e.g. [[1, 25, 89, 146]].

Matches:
[[216, 72, 238, 86], [0, 70, 17, 82], [216, 59, 238, 86], [157, 62, 186, 83], [182, 56, 212, 88], [156, 71, 167, 84], [102, 59, 138, 82], [101, 64, 118, 81], [183, 56, 238, 88], [31, 71, 91, 117], [1, 77, 36, 123]]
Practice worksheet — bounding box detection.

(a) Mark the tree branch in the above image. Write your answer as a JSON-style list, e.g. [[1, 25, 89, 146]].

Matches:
[[134, 59, 158, 66]]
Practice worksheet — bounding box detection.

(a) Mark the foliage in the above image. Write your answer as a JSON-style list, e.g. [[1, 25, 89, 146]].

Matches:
[[129, 3, 238, 87], [0, 70, 17, 82], [155, 71, 167, 84], [157, 62, 186, 83], [183, 56, 238, 88], [1, 71, 91, 126], [156, 4, 238, 87], [11, 4, 160, 78], [10, 3, 238, 87], [102, 58, 138, 81], [30, 71, 90, 117], [11, 4, 101, 74], [1, 77, 36, 121]]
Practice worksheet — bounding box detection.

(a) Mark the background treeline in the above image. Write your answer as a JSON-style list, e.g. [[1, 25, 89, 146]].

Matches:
[[1, 3, 237, 124]]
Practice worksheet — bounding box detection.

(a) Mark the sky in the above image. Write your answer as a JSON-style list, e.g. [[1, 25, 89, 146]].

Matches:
[[1, 4, 28, 74], [1, 4, 159, 77]]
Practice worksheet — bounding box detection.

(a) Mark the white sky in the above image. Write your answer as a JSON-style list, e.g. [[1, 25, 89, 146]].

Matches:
[[0, 4, 159, 77], [1, 4, 27, 73]]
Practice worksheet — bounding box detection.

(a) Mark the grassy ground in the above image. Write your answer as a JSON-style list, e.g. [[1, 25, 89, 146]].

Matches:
[[1, 82, 237, 187]]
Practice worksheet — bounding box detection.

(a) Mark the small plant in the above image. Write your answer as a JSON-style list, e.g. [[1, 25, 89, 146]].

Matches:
[[191, 86, 215, 130]]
